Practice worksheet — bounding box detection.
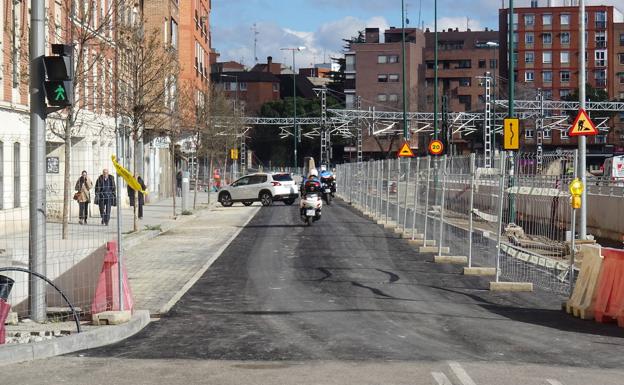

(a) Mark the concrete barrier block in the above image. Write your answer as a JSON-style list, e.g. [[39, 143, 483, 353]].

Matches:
[[463, 267, 497, 276], [408, 239, 436, 246], [489, 282, 533, 292], [383, 222, 397, 229], [393, 227, 404, 234], [434, 256, 468, 265], [92, 311, 132, 326], [4, 312, 18, 325], [419, 246, 449, 254]]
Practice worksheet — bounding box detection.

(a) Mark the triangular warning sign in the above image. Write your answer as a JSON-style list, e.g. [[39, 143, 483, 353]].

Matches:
[[397, 142, 415, 158], [569, 109, 598, 137]]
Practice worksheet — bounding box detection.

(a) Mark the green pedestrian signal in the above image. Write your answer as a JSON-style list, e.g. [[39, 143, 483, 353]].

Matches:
[[54, 85, 66, 101], [43, 44, 74, 108]]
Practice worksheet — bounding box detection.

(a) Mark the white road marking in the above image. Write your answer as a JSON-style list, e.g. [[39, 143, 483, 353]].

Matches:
[[546, 380, 563, 385], [432, 372, 454, 385], [449, 362, 477, 385]]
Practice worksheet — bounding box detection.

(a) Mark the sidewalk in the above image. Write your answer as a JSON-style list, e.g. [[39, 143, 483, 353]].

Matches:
[[123, 199, 260, 316]]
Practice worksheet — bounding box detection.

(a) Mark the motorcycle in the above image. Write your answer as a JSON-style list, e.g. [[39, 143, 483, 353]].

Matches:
[[320, 176, 335, 205], [300, 193, 322, 226]]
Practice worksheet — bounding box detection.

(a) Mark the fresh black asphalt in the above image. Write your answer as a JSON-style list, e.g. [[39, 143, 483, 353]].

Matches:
[[81, 199, 624, 367]]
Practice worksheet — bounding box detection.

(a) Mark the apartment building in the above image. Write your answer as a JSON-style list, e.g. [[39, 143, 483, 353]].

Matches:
[[499, 0, 624, 155]]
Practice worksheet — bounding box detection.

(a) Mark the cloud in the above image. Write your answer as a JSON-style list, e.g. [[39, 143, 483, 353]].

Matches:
[[213, 16, 390, 68], [425, 17, 483, 32]]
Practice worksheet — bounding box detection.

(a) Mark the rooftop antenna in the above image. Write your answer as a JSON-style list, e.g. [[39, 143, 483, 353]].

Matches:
[[467, 17, 470, 30], [252, 23, 259, 63], [417, 0, 422, 29], [405, 2, 410, 25]]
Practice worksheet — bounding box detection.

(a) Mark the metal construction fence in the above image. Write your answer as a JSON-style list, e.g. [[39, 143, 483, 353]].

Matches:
[[336, 151, 579, 296]]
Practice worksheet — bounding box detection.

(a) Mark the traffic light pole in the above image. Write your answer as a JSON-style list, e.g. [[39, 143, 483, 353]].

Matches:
[[579, 0, 587, 239], [29, 0, 47, 322]]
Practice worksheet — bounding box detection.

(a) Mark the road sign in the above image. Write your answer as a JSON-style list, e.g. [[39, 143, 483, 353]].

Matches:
[[397, 142, 415, 157], [503, 118, 520, 150], [569, 109, 598, 137], [230, 148, 239, 160], [428, 139, 444, 156]]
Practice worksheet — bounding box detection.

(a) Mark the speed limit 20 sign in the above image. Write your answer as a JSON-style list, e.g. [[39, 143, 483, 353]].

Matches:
[[428, 139, 444, 156]]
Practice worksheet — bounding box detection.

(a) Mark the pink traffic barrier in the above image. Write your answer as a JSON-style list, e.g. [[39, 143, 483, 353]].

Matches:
[[91, 241, 134, 315], [0, 299, 10, 344]]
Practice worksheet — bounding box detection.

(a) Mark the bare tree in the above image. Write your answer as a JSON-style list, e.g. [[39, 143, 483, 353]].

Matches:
[[115, 20, 179, 231]]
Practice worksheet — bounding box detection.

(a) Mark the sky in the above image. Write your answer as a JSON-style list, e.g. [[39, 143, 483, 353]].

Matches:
[[211, 0, 623, 70]]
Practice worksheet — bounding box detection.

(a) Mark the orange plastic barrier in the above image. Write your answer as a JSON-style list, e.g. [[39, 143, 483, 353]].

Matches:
[[91, 241, 134, 314], [593, 248, 624, 324]]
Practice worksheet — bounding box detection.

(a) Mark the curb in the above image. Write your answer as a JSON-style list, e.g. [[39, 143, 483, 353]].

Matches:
[[0, 310, 150, 367], [155, 206, 261, 316], [122, 209, 203, 250]]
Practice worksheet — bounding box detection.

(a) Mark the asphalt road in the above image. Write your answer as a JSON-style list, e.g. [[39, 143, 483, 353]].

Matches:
[[4, 199, 624, 384]]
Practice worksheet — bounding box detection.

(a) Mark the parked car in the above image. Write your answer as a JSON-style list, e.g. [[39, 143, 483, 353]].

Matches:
[[218, 173, 299, 207]]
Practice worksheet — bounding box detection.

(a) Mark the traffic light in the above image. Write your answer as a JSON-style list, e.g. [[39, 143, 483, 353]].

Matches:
[[43, 44, 73, 107]]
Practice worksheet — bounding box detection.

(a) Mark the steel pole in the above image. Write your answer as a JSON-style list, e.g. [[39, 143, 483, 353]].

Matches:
[[29, 0, 47, 322], [434, 0, 438, 140], [411, 157, 420, 240], [468, 153, 476, 268], [437, 156, 448, 257], [401, 0, 408, 139], [293, 51, 298, 171], [508, 0, 514, 118], [579, 0, 587, 239]]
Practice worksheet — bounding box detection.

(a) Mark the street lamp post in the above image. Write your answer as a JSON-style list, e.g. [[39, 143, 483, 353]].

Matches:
[[220, 74, 239, 179], [401, 0, 408, 140], [486, 41, 499, 150], [281, 46, 306, 172]]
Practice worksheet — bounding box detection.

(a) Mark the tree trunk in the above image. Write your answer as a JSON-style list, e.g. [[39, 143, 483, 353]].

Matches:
[[132, 139, 140, 232], [207, 155, 213, 205], [193, 156, 199, 210], [61, 125, 72, 240], [171, 143, 176, 217]]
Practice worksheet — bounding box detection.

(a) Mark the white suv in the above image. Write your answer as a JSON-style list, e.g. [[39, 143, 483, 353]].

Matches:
[[218, 173, 299, 207]]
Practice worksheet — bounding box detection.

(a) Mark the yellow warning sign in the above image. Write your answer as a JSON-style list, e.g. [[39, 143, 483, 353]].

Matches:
[[503, 118, 520, 150], [397, 142, 415, 158], [569, 109, 598, 137]]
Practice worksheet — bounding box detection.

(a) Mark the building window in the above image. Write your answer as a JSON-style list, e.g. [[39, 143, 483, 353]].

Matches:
[[561, 32, 570, 44], [595, 50, 606, 67], [594, 69, 607, 87], [619, 53, 624, 65], [478, 59, 486, 68], [239, 82, 247, 91], [525, 33, 534, 44], [388, 55, 399, 63], [543, 89, 553, 100], [13, 142, 20, 208], [345, 55, 355, 71], [561, 70, 571, 82], [619, 74, 624, 85], [490, 59, 497, 69], [377, 94, 387, 102], [595, 11, 607, 29], [596, 135, 607, 144], [560, 89, 571, 98], [542, 33, 552, 44], [560, 52, 570, 64], [525, 129, 534, 138], [620, 33, 624, 46], [389, 94, 399, 102], [388, 74, 399, 82], [525, 14, 534, 26], [457, 60, 471, 69], [171, 19, 179, 49], [525, 52, 534, 63], [345, 94, 355, 108], [543, 129, 552, 139], [525, 71, 534, 82], [377, 74, 388, 83], [560, 13, 570, 26], [543, 51, 552, 64], [595, 31, 606, 48], [542, 71, 553, 83], [561, 130, 569, 139], [272, 83, 279, 92], [377, 55, 388, 64], [542, 14, 552, 26], [459, 77, 471, 87]]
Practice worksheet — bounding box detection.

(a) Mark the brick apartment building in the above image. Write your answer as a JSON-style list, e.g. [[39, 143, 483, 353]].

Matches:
[[499, 0, 624, 156]]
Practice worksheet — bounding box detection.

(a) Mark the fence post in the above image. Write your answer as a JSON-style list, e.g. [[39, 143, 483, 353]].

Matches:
[[495, 151, 507, 282], [396, 157, 401, 227], [378, 160, 382, 219], [423, 156, 432, 243], [411, 157, 420, 240], [438, 156, 448, 257], [365, 161, 370, 212], [386, 159, 391, 224], [403, 157, 411, 233], [569, 149, 579, 295], [468, 153, 476, 268]]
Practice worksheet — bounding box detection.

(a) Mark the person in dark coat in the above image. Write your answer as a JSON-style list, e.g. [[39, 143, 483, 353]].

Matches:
[[128, 176, 147, 219], [176, 170, 182, 197], [95, 169, 116, 226]]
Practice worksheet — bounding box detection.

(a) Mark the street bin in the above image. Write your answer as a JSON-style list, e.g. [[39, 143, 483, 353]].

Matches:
[[0, 275, 15, 344]]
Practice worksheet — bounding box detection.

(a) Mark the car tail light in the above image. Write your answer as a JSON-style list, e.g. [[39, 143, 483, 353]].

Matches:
[[271, 181, 282, 186]]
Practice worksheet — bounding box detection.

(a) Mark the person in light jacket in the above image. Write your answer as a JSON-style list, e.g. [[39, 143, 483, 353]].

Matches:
[[75, 170, 93, 225]]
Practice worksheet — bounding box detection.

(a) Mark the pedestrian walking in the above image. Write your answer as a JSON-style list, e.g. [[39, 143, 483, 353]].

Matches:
[[176, 170, 183, 197], [95, 169, 116, 226], [74, 170, 93, 225], [128, 176, 147, 219]]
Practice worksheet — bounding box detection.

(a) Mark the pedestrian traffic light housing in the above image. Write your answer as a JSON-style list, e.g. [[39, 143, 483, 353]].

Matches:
[[43, 44, 74, 108]]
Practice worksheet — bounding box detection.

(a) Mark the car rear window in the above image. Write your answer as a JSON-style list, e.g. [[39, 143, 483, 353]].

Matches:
[[272, 173, 293, 182]]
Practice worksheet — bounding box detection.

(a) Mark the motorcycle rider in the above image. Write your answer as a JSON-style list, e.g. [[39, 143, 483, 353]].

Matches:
[[301, 168, 321, 197]]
